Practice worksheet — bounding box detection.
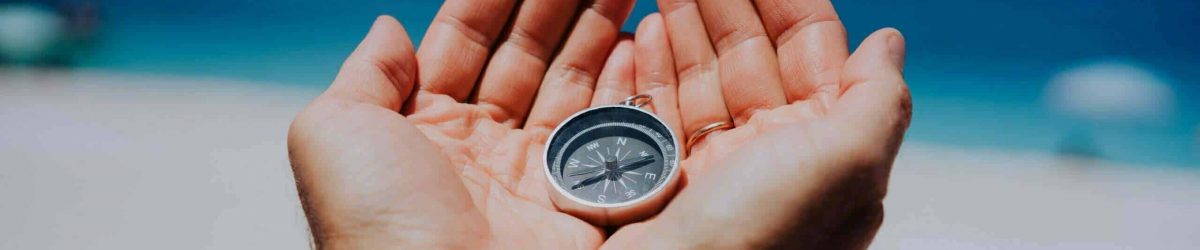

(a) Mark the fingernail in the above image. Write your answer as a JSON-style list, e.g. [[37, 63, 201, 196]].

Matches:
[[886, 31, 906, 70]]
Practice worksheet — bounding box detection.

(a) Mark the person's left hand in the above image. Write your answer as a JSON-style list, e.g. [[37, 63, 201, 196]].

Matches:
[[287, 0, 650, 248]]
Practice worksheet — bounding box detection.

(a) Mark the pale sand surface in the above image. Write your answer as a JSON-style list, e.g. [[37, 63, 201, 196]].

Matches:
[[2, 70, 1197, 249]]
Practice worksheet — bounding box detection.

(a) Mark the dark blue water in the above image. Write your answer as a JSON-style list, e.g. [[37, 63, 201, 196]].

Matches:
[[77, 0, 1199, 167]]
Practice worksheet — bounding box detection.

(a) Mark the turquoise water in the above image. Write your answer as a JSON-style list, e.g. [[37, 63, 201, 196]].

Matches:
[[73, 0, 1199, 167]]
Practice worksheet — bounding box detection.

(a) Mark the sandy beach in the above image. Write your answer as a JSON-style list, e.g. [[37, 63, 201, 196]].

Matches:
[[2, 70, 1197, 249]]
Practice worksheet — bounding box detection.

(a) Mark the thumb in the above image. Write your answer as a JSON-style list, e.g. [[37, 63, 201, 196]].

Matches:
[[845, 27, 906, 77], [834, 28, 912, 164], [324, 15, 418, 111]]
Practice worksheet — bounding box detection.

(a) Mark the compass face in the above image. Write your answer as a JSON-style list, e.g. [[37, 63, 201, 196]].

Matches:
[[545, 105, 679, 207]]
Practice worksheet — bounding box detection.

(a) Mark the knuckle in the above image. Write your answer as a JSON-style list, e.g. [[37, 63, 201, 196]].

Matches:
[[772, 10, 841, 46], [711, 28, 769, 54], [434, 14, 492, 47], [661, 0, 698, 13], [548, 63, 600, 90], [674, 60, 716, 84], [502, 26, 552, 60]]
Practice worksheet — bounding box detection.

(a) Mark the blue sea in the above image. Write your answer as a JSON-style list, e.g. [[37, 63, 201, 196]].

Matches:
[[75, 0, 1199, 167]]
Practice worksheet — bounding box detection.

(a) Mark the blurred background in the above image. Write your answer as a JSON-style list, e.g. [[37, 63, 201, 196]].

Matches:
[[1, 0, 1197, 249]]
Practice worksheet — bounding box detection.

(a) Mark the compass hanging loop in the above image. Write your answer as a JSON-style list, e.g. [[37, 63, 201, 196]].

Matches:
[[621, 94, 652, 108]]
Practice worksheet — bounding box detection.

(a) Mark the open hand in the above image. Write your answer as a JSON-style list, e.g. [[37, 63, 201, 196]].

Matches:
[[287, 0, 643, 248], [604, 0, 911, 248]]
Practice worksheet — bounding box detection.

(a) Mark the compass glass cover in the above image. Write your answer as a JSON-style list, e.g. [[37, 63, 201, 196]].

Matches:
[[545, 106, 678, 206]]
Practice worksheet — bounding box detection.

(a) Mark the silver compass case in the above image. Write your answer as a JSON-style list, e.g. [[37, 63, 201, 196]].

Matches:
[[543, 103, 681, 225]]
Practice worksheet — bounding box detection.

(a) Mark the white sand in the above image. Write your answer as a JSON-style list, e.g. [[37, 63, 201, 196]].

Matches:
[[2, 70, 1197, 249], [878, 144, 1200, 249]]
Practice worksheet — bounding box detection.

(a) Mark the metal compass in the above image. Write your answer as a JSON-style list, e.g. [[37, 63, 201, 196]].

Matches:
[[544, 95, 680, 208]]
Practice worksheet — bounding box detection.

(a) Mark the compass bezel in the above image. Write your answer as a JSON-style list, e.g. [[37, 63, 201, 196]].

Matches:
[[543, 105, 680, 208]]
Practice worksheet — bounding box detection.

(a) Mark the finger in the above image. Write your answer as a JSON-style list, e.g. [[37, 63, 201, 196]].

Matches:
[[696, 0, 787, 125], [475, 0, 583, 127], [656, 0, 732, 152], [835, 28, 910, 148], [415, 0, 519, 102], [590, 37, 636, 107], [633, 13, 685, 148], [323, 16, 417, 111], [754, 0, 848, 103], [524, 0, 637, 133]]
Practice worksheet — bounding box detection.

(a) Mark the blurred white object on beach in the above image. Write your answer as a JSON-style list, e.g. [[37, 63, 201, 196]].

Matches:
[[0, 4, 65, 63], [1045, 60, 1175, 124]]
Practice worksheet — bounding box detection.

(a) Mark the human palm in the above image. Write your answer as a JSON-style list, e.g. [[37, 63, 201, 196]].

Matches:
[[287, 0, 643, 248], [602, 0, 911, 248]]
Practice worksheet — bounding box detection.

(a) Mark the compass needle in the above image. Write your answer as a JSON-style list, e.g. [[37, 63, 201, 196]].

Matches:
[[571, 172, 607, 190], [616, 156, 655, 172], [569, 168, 603, 177], [622, 174, 638, 184]]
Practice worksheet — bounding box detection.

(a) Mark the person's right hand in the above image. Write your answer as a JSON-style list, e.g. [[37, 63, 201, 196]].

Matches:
[[605, 0, 911, 248], [287, 0, 643, 248]]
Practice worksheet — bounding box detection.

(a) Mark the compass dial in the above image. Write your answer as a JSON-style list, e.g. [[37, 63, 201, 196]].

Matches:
[[545, 105, 679, 207]]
